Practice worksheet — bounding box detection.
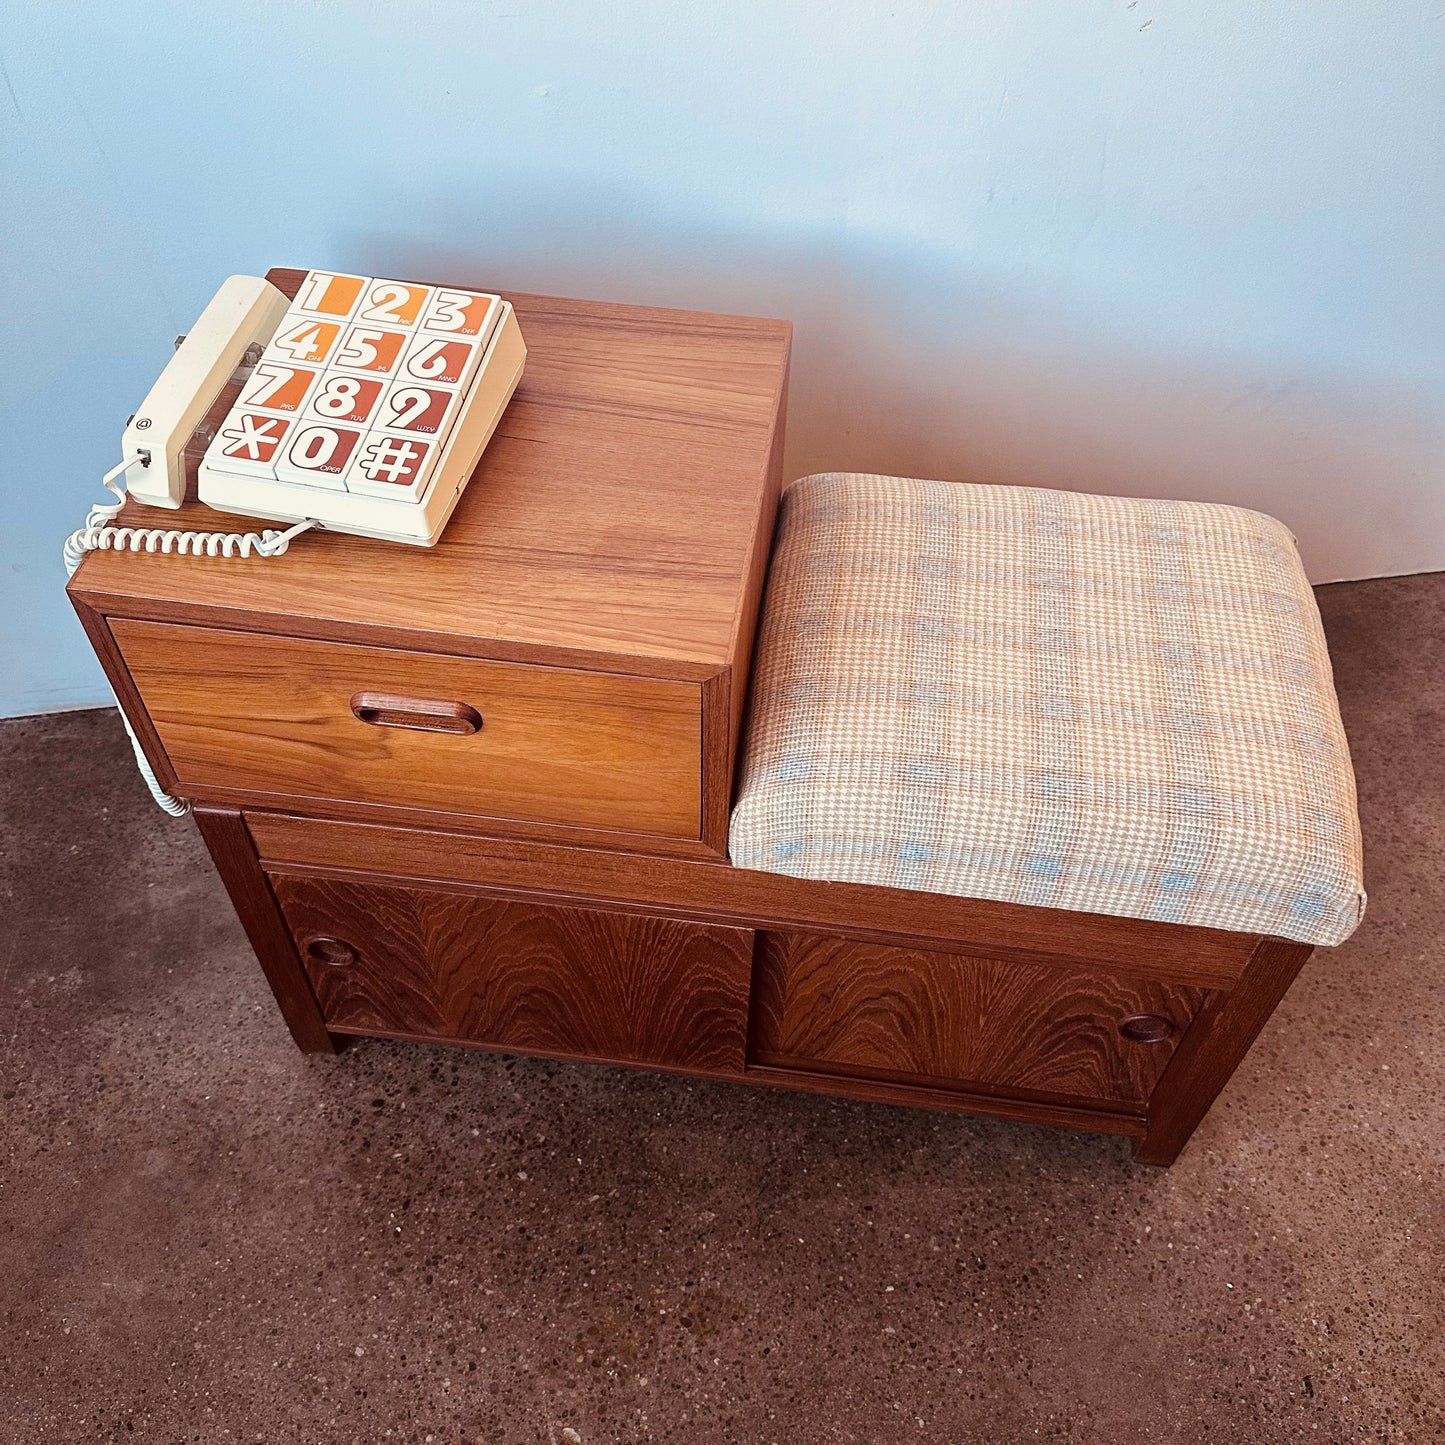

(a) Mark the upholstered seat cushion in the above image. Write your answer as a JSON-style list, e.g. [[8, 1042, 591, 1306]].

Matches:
[[729, 473, 1366, 946]]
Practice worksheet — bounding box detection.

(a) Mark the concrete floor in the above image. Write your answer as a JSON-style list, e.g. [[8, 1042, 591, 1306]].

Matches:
[[2, 572, 1441, 1444]]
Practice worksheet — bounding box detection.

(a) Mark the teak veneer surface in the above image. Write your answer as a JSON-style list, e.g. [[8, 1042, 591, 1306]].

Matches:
[[271, 872, 754, 1074], [72, 277, 793, 678], [113, 619, 703, 840], [750, 932, 1206, 1106]]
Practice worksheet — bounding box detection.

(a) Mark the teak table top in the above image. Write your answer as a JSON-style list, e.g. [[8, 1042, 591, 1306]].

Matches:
[[75, 275, 792, 682]]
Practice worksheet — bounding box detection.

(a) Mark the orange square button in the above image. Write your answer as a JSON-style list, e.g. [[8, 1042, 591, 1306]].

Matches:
[[290, 270, 369, 320], [400, 334, 480, 389], [331, 324, 409, 376], [205, 409, 295, 478], [236, 362, 317, 414], [420, 287, 499, 340], [264, 317, 341, 368], [374, 382, 458, 437], [303, 373, 386, 427], [345, 430, 438, 502], [274, 422, 363, 490], [356, 278, 433, 329]]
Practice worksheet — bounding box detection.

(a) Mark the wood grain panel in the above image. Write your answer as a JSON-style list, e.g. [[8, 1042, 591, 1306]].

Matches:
[[246, 812, 1261, 990], [112, 618, 701, 840], [750, 932, 1207, 1106], [269, 873, 754, 1073]]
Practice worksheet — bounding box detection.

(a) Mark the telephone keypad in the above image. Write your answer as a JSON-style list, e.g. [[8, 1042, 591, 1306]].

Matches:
[[203, 271, 504, 504]]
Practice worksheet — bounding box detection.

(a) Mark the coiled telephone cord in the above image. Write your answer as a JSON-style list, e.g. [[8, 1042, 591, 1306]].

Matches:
[[64, 457, 316, 815]]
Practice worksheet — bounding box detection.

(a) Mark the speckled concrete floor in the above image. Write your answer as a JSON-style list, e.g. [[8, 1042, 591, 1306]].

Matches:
[[2, 572, 1442, 1444]]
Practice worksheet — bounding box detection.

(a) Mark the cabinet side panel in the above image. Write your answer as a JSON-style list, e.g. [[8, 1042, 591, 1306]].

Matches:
[[65, 592, 179, 792], [728, 370, 788, 783]]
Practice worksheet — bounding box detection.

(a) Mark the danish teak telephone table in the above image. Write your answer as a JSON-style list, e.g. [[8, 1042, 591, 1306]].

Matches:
[[68, 272, 1326, 1165]]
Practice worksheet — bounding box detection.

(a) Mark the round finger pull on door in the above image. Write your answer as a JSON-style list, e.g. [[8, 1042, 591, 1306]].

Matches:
[[1118, 1013, 1175, 1044], [306, 936, 358, 968]]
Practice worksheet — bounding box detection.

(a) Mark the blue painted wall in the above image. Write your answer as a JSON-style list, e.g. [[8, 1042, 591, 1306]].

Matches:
[[4, 1, 1443, 715]]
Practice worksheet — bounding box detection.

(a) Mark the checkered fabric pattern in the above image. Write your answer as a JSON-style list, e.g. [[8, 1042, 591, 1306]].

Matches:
[[729, 473, 1366, 946]]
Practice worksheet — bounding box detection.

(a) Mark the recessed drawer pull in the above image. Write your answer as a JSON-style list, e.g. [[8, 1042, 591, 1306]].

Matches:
[[306, 936, 358, 967], [1118, 1013, 1176, 1044], [349, 691, 483, 736]]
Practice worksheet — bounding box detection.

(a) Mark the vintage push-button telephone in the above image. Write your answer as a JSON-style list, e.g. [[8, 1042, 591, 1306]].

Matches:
[[67, 270, 526, 563], [64, 269, 527, 812]]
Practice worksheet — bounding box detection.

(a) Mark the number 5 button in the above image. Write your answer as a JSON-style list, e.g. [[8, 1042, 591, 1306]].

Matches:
[[332, 325, 409, 375]]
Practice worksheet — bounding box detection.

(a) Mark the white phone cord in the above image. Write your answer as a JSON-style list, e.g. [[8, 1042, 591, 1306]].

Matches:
[[64, 457, 317, 816]]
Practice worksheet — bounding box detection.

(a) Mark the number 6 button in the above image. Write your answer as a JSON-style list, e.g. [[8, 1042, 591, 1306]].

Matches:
[[401, 335, 479, 389]]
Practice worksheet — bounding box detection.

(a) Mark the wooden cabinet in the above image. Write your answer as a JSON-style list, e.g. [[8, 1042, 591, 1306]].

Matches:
[[68, 279, 1311, 1166], [71, 280, 790, 860]]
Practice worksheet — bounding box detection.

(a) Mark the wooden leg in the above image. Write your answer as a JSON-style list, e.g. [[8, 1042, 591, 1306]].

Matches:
[[1134, 936, 1312, 1165], [193, 805, 341, 1055]]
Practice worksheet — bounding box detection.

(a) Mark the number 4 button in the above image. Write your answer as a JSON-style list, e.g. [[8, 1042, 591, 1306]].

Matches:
[[265, 319, 341, 367]]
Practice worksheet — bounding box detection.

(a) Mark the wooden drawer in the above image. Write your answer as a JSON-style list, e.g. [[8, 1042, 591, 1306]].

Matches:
[[269, 871, 754, 1074], [750, 932, 1208, 1108], [111, 619, 701, 842]]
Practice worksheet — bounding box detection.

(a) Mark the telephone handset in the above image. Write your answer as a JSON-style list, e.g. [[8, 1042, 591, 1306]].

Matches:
[[65, 269, 527, 813]]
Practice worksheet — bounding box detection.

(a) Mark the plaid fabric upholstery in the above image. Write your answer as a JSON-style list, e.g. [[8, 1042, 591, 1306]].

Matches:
[[729, 473, 1366, 946]]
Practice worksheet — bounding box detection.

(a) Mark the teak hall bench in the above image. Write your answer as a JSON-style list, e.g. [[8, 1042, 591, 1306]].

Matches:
[[68, 281, 1365, 1165]]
